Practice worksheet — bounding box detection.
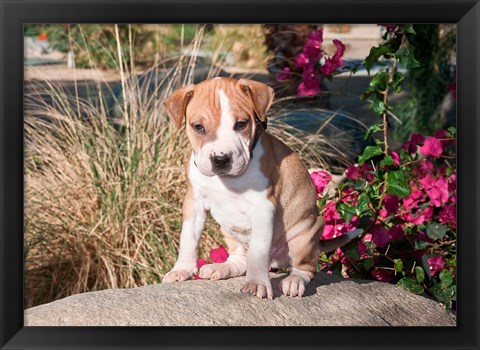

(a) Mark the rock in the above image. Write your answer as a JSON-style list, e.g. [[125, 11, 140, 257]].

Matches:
[[24, 272, 455, 326]]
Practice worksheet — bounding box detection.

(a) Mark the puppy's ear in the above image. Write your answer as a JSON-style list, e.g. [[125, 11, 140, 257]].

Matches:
[[163, 84, 195, 130], [237, 79, 274, 122]]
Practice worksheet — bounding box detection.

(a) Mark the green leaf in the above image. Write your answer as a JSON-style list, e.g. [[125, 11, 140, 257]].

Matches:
[[451, 285, 457, 301], [317, 194, 329, 209], [380, 155, 394, 167], [415, 266, 425, 283], [353, 179, 367, 190], [337, 203, 355, 223], [364, 123, 382, 140], [364, 44, 393, 74], [426, 222, 447, 240], [414, 240, 428, 250], [363, 258, 374, 271], [386, 170, 411, 198], [397, 277, 424, 295], [347, 245, 360, 261], [402, 24, 416, 34], [356, 192, 370, 215], [447, 126, 456, 137], [369, 71, 389, 90], [372, 99, 386, 115], [389, 71, 405, 93], [358, 145, 383, 164], [396, 46, 421, 69], [439, 270, 453, 288], [394, 259, 403, 273], [433, 285, 455, 304]]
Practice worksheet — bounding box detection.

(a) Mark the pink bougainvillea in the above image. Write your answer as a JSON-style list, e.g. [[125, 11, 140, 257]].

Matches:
[[310, 170, 333, 195]]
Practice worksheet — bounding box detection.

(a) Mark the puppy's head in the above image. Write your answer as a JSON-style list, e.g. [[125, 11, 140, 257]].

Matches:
[[163, 77, 274, 177]]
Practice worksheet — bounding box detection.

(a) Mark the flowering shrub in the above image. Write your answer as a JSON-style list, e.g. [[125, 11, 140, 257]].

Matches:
[[276, 28, 346, 96], [313, 128, 456, 309], [312, 24, 457, 309]]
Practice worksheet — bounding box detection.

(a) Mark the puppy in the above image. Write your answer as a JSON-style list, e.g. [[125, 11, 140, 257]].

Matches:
[[162, 77, 361, 299]]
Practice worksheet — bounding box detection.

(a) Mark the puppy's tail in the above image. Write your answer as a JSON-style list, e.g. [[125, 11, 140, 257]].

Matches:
[[318, 228, 363, 253]]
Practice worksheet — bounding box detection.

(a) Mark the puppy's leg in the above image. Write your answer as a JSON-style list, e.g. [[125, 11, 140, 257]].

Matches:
[[163, 190, 207, 283], [282, 226, 318, 297], [198, 234, 247, 280], [241, 206, 275, 300]]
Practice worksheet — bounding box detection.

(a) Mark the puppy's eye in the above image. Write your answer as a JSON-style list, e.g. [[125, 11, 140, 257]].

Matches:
[[234, 120, 248, 131], [192, 124, 206, 133]]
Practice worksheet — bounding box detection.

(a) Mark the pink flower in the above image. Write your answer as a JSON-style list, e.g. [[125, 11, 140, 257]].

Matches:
[[345, 164, 374, 182], [427, 255, 445, 276], [378, 24, 400, 33], [402, 133, 424, 154], [323, 201, 341, 222], [383, 194, 399, 215], [311, 170, 332, 194], [210, 245, 229, 263], [276, 67, 292, 81], [332, 39, 346, 63], [358, 241, 367, 255], [448, 173, 456, 192], [420, 137, 443, 158], [438, 205, 456, 228], [306, 29, 324, 46], [297, 68, 321, 96], [371, 268, 394, 282], [391, 151, 400, 166], [319, 60, 337, 76], [302, 29, 324, 61], [434, 129, 455, 148], [405, 212, 425, 225], [389, 225, 405, 241], [193, 258, 209, 280], [412, 159, 434, 177], [402, 190, 424, 211], [319, 39, 345, 75], [420, 174, 449, 207], [295, 53, 311, 68], [423, 206, 434, 221], [197, 258, 208, 269], [345, 164, 360, 180], [298, 82, 321, 96], [372, 225, 390, 248]]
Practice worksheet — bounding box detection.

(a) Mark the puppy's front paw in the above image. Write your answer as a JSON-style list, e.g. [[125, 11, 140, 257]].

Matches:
[[162, 269, 194, 283], [198, 263, 232, 281], [281, 274, 307, 297], [241, 280, 273, 300]]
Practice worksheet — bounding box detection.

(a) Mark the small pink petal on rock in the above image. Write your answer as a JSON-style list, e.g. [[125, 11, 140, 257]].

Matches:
[[210, 245, 229, 263]]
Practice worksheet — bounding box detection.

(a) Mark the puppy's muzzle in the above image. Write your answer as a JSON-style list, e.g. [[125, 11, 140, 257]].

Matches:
[[211, 154, 232, 172]]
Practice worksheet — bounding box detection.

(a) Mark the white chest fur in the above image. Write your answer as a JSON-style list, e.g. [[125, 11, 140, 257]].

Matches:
[[188, 141, 272, 243]]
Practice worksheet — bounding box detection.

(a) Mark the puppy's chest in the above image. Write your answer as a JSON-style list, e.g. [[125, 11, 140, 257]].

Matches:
[[190, 172, 271, 243], [205, 190, 255, 242]]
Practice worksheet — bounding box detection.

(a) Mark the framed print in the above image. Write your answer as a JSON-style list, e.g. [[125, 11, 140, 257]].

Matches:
[[1, 0, 479, 349]]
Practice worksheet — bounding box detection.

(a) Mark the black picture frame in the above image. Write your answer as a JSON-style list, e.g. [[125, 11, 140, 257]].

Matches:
[[1, 0, 479, 349]]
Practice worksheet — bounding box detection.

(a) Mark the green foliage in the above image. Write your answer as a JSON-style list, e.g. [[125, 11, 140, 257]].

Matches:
[[392, 24, 456, 141]]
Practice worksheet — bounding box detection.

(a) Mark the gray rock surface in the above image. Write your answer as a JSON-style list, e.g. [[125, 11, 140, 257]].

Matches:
[[24, 272, 456, 326]]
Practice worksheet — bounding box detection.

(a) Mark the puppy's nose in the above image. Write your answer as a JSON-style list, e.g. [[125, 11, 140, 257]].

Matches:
[[212, 154, 231, 169]]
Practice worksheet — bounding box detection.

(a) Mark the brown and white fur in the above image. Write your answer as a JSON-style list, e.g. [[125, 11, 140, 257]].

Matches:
[[162, 77, 361, 299]]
